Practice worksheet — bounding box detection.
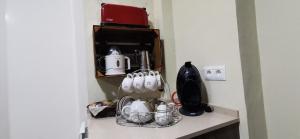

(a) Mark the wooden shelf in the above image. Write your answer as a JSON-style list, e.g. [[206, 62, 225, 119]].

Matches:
[[92, 25, 163, 78]]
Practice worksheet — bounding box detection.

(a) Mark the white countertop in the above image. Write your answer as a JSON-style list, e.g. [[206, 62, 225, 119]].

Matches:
[[88, 106, 239, 139]]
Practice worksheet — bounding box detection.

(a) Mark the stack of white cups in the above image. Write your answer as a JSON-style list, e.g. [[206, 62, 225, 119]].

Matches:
[[121, 71, 161, 93]]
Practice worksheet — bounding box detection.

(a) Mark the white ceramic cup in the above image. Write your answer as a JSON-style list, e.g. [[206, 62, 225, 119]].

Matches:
[[121, 100, 152, 123], [121, 74, 134, 93], [132, 72, 145, 93], [144, 71, 158, 92], [155, 103, 173, 126]]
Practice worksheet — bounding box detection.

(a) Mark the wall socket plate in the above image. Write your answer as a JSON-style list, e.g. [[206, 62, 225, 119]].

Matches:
[[203, 65, 226, 81]]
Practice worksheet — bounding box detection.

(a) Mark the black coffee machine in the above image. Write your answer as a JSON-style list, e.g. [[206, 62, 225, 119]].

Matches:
[[176, 61, 205, 116]]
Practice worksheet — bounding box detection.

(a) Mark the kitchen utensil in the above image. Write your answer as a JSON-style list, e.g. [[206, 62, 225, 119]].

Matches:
[[104, 47, 131, 75], [140, 50, 150, 70], [121, 99, 153, 123], [144, 71, 158, 92], [155, 71, 162, 89], [121, 74, 134, 93], [132, 72, 145, 93], [117, 96, 135, 113], [155, 103, 173, 126], [125, 50, 141, 72], [176, 61, 204, 116]]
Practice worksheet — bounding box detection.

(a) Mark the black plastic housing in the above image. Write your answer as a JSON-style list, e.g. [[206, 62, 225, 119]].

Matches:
[[176, 61, 204, 116]]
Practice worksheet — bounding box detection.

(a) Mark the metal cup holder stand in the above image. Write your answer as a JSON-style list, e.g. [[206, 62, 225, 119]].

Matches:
[[116, 69, 182, 128]]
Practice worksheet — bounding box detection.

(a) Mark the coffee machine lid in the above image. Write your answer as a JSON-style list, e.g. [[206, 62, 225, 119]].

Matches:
[[184, 61, 192, 67], [108, 46, 121, 55]]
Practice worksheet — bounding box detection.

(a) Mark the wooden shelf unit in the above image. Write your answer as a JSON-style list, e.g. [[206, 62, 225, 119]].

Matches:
[[92, 25, 163, 78]]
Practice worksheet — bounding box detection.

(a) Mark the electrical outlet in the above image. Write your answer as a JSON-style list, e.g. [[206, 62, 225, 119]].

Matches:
[[203, 65, 226, 81]]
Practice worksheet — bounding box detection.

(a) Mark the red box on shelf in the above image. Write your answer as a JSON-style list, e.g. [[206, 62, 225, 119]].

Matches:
[[101, 3, 149, 28]]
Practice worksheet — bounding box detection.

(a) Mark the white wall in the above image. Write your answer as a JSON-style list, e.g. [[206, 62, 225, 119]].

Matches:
[[72, 0, 89, 130], [5, 0, 88, 138], [236, 0, 268, 138], [153, 0, 177, 92], [85, 0, 177, 103], [255, 0, 300, 138], [0, 0, 10, 138], [171, 0, 249, 138]]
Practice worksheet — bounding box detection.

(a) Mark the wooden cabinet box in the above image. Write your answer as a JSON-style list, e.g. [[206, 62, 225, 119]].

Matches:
[[92, 25, 163, 78]]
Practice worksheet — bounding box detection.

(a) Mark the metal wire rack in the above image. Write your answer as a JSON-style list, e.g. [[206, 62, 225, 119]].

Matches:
[[115, 69, 182, 128]]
